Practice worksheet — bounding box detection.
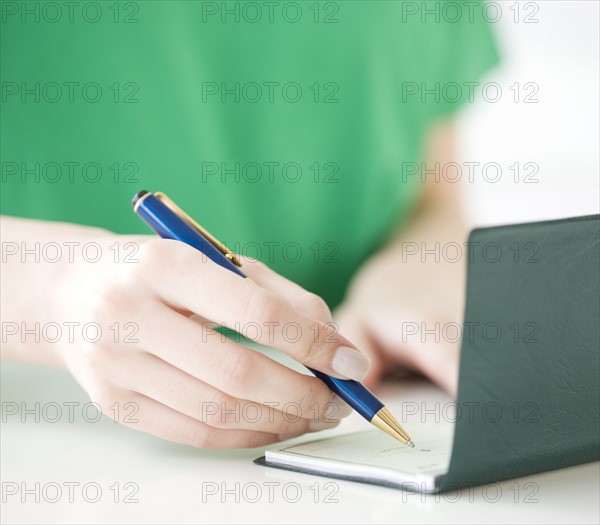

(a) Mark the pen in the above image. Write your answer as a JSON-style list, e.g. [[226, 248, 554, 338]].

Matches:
[[132, 190, 414, 447]]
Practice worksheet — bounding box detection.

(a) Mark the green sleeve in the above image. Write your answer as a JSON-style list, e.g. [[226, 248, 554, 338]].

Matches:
[[423, 0, 501, 121]]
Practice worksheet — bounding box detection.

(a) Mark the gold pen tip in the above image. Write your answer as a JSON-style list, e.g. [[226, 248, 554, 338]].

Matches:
[[407, 440, 415, 448], [371, 407, 413, 445]]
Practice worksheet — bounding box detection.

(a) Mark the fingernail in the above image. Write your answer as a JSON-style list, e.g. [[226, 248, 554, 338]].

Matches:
[[332, 346, 370, 381], [277, 432, 304, 441], [309, 419, 340, 431]]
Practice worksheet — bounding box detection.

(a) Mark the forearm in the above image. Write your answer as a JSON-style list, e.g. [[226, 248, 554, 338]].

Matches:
[[345, 118, 467, 315], [347, 192, 467, 312]]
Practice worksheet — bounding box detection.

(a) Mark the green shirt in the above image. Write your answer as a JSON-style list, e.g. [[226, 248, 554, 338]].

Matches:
[[1, 0, 498, 307]]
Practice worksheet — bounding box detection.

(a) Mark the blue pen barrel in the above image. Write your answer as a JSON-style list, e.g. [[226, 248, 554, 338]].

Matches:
[[308, 368, 383, 420], [133, 191, 245, 277]]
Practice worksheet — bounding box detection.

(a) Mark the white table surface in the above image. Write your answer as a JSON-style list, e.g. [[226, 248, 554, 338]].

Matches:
[[1, 361, 598, 525]]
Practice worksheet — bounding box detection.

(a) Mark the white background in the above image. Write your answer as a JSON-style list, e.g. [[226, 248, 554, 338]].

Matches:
[[458, 0, 599, 226]]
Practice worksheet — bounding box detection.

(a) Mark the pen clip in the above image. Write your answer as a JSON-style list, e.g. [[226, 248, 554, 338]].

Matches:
[[154, 192, 243, 267]]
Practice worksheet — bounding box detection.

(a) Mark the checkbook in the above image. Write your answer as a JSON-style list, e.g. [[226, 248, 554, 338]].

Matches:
[[256, 215, 600, 493]]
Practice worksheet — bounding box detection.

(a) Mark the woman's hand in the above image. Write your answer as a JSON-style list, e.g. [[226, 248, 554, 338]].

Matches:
[[1, 217, 368, 448], [331, 200, 465, 398], [334, 301, 461, 397]]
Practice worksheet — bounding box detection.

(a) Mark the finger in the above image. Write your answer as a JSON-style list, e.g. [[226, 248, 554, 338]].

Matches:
[[143, 241, 370, 381], [107, 350, 346, 434], [242, 258, 332, 323], [105, 391, 280, 448], [131, 303, 349, 422], [364, 306, 460, 396]]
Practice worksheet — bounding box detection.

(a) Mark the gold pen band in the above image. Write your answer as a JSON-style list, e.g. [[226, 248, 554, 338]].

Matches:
[[136, 191, 242, 268]]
